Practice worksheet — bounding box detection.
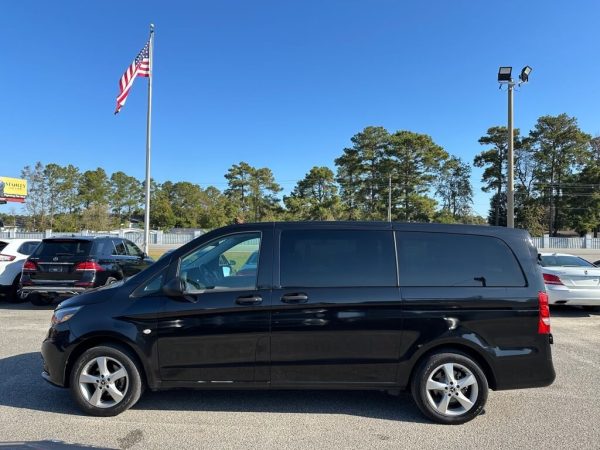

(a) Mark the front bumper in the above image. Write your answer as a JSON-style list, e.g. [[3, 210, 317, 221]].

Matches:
[[40, 327, 74, 388], [546, 285, 600, 306]]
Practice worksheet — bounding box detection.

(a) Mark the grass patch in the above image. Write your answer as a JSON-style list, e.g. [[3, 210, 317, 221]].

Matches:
[[149, 249, 166, 260]]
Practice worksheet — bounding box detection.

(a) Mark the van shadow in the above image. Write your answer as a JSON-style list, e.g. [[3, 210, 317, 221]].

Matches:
[[135, 388, 426, 423], [0, 352, 426, 423], [0, 352, 82, 415], [0, 441, 114, 449], [550, 305, 600, 317], [0, 300, 55, 311]]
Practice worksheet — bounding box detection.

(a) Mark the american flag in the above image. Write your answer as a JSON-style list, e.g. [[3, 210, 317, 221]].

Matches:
[[115, 41, 151, 114]]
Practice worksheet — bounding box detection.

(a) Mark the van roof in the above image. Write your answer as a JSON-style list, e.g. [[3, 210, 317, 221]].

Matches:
[[220, 221, 531, 238]]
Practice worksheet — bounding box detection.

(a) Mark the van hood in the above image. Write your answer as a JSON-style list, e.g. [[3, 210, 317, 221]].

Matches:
[[56, 280, 124, 310]]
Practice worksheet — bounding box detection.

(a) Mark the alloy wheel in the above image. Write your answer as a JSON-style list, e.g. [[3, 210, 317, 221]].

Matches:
[[425, 362, 479, 416], [78, 356, 129, 408]]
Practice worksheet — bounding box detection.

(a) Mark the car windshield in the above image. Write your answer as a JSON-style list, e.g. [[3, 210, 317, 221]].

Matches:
[[540, 255, 595, 267]]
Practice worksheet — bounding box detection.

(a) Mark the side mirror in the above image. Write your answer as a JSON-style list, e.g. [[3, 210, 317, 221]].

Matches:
[[162, 277, 184, 296], [162, 277, 198, 303]]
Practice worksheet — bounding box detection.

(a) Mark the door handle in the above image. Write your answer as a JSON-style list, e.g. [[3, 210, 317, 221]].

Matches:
[[281, 293, 309, 304], [236, 295, 263, 305]]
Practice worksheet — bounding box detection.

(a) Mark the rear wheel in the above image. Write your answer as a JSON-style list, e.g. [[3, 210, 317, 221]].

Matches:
[[6, 275, 26, 303], [70, 345, 143, 417], [29, 293, 54, 306], [411, 351, 488, 424]]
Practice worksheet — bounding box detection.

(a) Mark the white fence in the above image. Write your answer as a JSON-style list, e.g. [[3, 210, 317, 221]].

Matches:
[[531, 235, 596, 249], [2, 229, 599, 250], [0, 229, 204, 246]]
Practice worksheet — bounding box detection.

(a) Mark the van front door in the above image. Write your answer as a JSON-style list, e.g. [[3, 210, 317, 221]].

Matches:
[[157, 231, 271, 383]]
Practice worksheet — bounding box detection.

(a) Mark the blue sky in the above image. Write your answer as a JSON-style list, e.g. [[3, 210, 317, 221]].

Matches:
[[1, 0, 600, 216]]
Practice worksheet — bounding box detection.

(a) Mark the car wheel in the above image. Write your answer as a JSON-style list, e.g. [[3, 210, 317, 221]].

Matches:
[[70, 345, 143, 417], [6, 275, 26, 303], [411, 351, 488, 424], [29, 293, 54, 306]]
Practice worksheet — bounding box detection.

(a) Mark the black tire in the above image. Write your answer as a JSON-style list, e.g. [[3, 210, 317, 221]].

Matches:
[[69, 344, 143, 417], [6, 275, 26, 303], [29, 293, 54, 306], [411, 351, 488, 425]]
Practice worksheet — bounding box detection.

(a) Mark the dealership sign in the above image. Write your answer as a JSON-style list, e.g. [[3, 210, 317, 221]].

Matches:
[[0, 176, 27, 203]]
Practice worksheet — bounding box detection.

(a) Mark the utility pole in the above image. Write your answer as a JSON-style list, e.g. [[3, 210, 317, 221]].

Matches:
[[388, 174, 392, 222]]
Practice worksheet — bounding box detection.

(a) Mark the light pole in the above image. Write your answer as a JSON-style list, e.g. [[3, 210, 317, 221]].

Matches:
[[497, 65, 532, 228], [388, 174, 392, 222]]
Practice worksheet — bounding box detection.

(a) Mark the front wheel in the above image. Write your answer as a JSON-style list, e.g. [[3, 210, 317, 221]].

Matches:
[[411, 351, 488, 424], [69, 345, 143, 416]]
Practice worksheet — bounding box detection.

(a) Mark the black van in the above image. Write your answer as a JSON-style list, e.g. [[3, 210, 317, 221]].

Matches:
[[41, 222, 555, 424]]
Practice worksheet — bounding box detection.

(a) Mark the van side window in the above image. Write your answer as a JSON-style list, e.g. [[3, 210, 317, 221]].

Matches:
[[280, 230, 396, 287], [180, 233, 261, 292], [396, 232, 526, 287], [136, 269, 166, 296]]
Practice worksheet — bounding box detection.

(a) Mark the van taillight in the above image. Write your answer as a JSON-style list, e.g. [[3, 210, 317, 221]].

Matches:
[[538, 291, 551, 334], [543, 273, 563, 285], [22, 260, 37, 271], [74, 261, 104, 271]]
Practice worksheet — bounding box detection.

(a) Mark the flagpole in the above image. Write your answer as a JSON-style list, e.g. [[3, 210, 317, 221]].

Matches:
[[143, 23, 154, 255]]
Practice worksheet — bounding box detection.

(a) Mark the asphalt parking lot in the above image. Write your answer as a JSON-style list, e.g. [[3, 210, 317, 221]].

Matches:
[[0, 303, 598, 450]]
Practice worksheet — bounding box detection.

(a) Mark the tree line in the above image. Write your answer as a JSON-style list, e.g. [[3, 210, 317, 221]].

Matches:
[[4, 113, 599, 236], [475, 113, 599, 236]]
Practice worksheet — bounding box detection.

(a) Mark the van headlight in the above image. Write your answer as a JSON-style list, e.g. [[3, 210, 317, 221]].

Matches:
[[51, 306, 82, 326]]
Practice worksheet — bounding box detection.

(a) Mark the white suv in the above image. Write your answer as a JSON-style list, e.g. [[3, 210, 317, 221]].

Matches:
[[0, 239, 41, 301]]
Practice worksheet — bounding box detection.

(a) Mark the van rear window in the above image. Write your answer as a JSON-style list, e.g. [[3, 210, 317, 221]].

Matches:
[[397, 232, 526, 287]]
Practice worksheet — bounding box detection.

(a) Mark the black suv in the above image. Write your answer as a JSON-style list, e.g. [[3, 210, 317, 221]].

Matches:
[[22, 236, 153, 306], [41, 222, 555, 424]]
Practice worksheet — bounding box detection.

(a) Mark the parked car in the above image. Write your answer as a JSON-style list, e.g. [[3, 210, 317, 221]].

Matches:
[[0, 238, 41, 302], [41, 222, 555, 424], [539, 252, 600, 311], [22, 236, 153, 306]]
